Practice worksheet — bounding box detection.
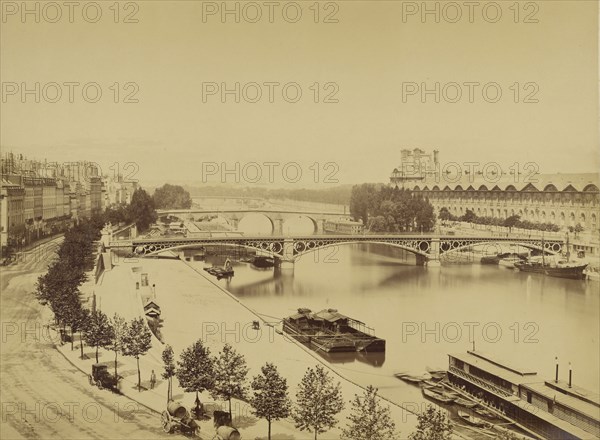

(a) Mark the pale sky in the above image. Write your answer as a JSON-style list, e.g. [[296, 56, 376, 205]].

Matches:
[[1, 0, 598, 188]]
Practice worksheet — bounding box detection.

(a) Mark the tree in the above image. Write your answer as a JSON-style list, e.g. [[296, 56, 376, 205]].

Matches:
[[162, 345, 176, 402], [350, 184, 377, 225], [408, 405, 453, 440], [65, 299, 88, 354], [176, 339, 215, 416], [121, 317, 152, 391], [503, 215, 520, 232], [250, 363, 291, 440], [438, 207, 455, 222], [82, 310, 114, 363], [211, 344, 249, 422], [461, 209, 477, 224], [108, 314, 127, 378], [128, 188, 157, 232], [293, 365, 344, 440], [341, 385, 398, 440], [153, 184, 193, 209]]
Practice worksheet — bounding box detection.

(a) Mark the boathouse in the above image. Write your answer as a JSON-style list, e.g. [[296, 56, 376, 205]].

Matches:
[[448, 351, 599, 440]]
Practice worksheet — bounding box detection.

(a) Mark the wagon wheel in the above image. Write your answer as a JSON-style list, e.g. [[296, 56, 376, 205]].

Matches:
[[88, 374, 94, 385], [161, 411, 173, 433]]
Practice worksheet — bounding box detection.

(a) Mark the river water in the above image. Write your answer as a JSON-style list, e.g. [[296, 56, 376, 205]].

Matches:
[[191, 243, 600, 412]]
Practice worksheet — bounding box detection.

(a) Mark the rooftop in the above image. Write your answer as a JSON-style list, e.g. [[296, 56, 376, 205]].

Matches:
[[449, 350, 540, 387], [521, 381, 600, 422], [393, 172, 600, 193]]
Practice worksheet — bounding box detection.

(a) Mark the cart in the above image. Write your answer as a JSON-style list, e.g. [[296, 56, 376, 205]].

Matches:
[[161, 400, 201, 437], [88, 363, 120, 392]]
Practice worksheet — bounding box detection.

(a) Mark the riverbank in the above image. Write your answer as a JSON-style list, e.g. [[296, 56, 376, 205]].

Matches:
[[63, 254, 423, 439]]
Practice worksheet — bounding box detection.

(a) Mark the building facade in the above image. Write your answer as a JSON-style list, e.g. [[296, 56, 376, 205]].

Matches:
[[0, 153, 110, 250], [390, 150, 600, 233]]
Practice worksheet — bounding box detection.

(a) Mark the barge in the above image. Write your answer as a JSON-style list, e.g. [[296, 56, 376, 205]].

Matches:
[[283, 308, 385, 353], [447, 350, 600, 440]]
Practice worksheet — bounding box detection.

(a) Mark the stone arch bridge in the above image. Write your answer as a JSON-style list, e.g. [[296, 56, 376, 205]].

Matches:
[[156, 208, 348, 234], [108, 234, 564, 268]]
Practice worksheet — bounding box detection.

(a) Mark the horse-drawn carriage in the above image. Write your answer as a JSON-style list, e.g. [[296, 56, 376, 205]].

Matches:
[[161, 401, 201, 437], [88, 364, 120, 392]]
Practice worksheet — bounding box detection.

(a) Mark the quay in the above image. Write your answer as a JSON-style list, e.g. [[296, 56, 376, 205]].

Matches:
[[447, 350, 600, 440]]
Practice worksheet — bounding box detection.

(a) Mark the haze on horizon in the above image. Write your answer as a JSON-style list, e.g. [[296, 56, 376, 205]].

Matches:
[[1, 1, 598, 188]]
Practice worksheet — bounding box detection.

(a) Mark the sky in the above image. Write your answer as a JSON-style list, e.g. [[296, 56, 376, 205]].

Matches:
[[1, 0, 598, 188]]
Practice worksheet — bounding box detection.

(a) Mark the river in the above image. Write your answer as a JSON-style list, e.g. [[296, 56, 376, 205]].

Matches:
[[191, 243, 600, 412]]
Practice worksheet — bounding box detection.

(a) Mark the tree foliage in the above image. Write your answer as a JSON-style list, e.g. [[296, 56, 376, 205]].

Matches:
[[341, 385, 398, 440], [293, 365, 344, 440], [153, 184, 193, 209], [408, 405, 453, 440], [176, 339, 215, 411], [128, 188, 157, 232], [351, 185, 435, 233], [162, 345, 176, 401], [211, 344, 249, 420], [250, 363, 291, 440], [121, 317, 152, 391], [108, 314, 127, 378], [82, 309, 114, 364]]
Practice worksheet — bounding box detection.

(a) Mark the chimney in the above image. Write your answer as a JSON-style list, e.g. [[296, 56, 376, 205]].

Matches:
[[568, 362, 572, 388], [555, 357, 559, 383]]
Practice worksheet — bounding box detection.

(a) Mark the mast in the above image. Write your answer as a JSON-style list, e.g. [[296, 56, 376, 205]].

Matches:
[[542, 232, 545, 266]]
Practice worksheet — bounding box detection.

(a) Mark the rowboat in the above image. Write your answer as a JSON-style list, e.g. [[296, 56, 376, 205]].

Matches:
[[422, 387, 455, 404], [458, 410, 487, 427], [394, 372, 432, 383], [454, 397, 478, 408], [425, 367, 447, 380]]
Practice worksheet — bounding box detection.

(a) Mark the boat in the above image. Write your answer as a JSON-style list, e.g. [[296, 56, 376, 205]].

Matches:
[[422, 379, 442, 389], [457, 410, 487, 427], [394, 372, 432, 383], [481, 252, 527, 265], [514, 259, 547, 274], [426, 367, 447, 380], [499, 257, 522, 268], [545, 262, 588, 280], [203, 258, 234, 279], [422, 387, 455, 404], [250, 256, 275, 268], [283, 308, 385, 353], [454, 397, 478, 409], [474, 407, 497, 419]]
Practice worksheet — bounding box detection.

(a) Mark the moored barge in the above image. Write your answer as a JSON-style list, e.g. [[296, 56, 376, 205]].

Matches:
[[283, 308, 385, 353]]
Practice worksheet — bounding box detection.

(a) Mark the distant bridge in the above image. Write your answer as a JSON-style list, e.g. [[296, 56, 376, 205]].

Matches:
[[157, 208, 349, 234], [107, 234, 564, 268]]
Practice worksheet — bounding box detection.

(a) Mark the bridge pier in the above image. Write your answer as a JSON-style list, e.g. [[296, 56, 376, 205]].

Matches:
[[273, 219, 284, 235], [273, 238, 295, 275], [427, 238, 441, 267]]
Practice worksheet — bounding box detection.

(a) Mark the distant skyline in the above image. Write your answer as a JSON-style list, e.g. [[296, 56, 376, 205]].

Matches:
[[1, 1, 598, 187]]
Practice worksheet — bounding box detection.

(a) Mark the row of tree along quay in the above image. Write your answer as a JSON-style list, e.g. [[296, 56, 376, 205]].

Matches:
[[161, 339, 404, 440], [438, 207, 564, 233]]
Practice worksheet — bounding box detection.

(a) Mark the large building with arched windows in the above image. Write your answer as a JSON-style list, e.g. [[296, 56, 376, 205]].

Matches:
[[389, 150, 600, 233]]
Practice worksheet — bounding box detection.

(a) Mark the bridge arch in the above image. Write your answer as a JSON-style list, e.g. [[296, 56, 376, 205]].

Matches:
[[135, 241, 283, 259], [289, 238, 431, 263], [439, 239, 562, 257], [282, 215, 319, 235]]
